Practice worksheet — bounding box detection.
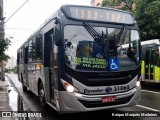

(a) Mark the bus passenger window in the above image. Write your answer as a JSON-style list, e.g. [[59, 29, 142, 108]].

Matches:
[[156, 49, 160, 66], [32, 38, 36, 60], [28, 40, 32, 62], [36, 33, 42, 60], [17, 52, 20, 64]]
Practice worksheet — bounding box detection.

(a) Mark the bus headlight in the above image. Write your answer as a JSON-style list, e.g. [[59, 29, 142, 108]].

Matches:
[[136, 76, 142, 87], [66, 85, 74, 93], [136, 80, 140, 87], [64, 82, 74, 93]]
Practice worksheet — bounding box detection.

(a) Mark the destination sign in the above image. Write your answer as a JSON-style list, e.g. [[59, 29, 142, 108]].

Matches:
[[66, 6, 134, 24], [76, 57, 106, 69]]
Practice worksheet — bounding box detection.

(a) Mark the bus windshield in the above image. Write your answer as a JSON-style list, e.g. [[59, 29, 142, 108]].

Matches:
[[64, 25, 140, 71]]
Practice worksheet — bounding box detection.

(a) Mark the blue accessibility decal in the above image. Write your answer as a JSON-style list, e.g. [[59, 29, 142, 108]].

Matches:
[[109, 58, 120, 71]]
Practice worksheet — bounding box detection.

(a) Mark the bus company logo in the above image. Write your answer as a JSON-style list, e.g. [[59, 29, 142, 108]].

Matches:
[[105, 87, 112, 92], [84, 88, 103, 94], [2, 112, 12, 117]]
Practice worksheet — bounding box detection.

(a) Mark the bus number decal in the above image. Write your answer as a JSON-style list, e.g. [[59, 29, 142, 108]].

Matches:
[[94, 11, 98, 19], [114, 85, 129, 91], [81, 10, 85, 18], [88, 10, 91, 19]]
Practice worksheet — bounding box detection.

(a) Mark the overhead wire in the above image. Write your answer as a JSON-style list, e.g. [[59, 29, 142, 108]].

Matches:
[[5, 27, 35, 31], [4, 0, 30, 24]]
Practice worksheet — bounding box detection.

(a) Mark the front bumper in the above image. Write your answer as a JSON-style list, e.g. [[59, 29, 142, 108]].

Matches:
[[59, 86, 141, 112]]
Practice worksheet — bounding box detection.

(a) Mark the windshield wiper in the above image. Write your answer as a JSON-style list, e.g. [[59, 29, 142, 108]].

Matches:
[[83, 22, 109, 60], [83, 22, 107, 46], [117, 25, 128, 47]]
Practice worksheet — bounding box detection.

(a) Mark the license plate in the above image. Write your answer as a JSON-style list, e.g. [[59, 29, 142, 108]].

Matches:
[[102, 96, 116, 103]]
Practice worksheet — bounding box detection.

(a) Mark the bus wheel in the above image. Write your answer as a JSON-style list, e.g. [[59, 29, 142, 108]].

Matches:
[[38, 83, 45, 103], [21, 76, 27, 92], [22, 85, 27, 92]]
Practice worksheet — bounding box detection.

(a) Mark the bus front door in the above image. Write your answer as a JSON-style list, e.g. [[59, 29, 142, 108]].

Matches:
[[48, 32, 58, 104], [145, 47, 159, 82], [150, 47, 160, 82], [145, 48, 150, 80]]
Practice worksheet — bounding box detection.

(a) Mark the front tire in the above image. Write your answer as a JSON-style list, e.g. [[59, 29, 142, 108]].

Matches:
[[22, 85, 27, 92], [38, 82, 46, 103]]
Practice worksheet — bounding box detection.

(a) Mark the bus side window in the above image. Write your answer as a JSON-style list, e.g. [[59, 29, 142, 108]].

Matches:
[[149, 48, 160, 67], [28, 40, 33, 62], [19, 49, 23, 63], [145, 49, 150, 63], [19, 50, 21, 63], [141, 47, 145, 61], [17, 52, 20, 64], [156, 49, 160, 67], [35, 33, 42, 60], [32, 38, 36, 61], [25, 47, 28, 64]]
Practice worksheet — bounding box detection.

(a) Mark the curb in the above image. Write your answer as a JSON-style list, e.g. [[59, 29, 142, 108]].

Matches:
[[0, 76, 14, 120]]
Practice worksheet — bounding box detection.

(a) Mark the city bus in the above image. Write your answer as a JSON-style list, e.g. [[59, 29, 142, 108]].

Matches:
[[141, 39, 160, 83], [17, 5, 141, 113]]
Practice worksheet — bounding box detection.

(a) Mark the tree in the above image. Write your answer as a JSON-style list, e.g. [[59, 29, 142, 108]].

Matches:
[[134, 0, 160, 40], [102, 0, 133, 11], [0, 33, 11, 61], [102, 0, 160, 41]]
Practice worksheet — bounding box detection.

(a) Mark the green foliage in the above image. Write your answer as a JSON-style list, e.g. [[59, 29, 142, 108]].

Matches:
[[102, 0, 121, 7], [102, 0, 133, 11], [0, 86, 3, 91], [11, 66, 17, 74], [0, 33, 11, 61], [134, 0, 160, 40], [102, 0, 160, 41], [6, 66, 17, 74]]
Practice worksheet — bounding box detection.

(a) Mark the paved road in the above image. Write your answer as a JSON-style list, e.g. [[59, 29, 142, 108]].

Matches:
[[6, 74, 160, 120]]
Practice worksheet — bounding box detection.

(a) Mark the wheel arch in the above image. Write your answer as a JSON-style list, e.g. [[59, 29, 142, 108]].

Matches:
[[37, 77, 46, 103], [20, 73, 23, 83], [38, 78, 43, 92]]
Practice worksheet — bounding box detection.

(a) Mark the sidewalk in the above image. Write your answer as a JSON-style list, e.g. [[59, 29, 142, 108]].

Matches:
[[0, 76, 13, 120]]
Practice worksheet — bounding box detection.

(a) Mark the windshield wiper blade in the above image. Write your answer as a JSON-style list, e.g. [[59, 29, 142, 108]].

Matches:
[[117, 25, 128, 47], [83, 22, 106, 46]]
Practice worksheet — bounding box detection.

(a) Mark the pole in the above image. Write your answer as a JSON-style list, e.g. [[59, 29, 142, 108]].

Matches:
[[0, 0, 4, 33], [0, 0, 5, 81]]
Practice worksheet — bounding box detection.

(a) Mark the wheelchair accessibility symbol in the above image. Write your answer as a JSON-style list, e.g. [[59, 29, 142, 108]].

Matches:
[[109, 58, 119, 71]]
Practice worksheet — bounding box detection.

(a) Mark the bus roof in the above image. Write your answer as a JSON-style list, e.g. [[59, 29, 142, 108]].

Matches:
[[141, 39, 160, 46]]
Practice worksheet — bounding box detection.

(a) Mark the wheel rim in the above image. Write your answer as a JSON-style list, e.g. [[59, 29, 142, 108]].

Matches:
[[39, 89, 45, 102]]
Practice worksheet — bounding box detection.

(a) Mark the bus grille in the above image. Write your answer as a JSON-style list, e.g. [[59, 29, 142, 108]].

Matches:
[[78, 95, 134, 108]]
